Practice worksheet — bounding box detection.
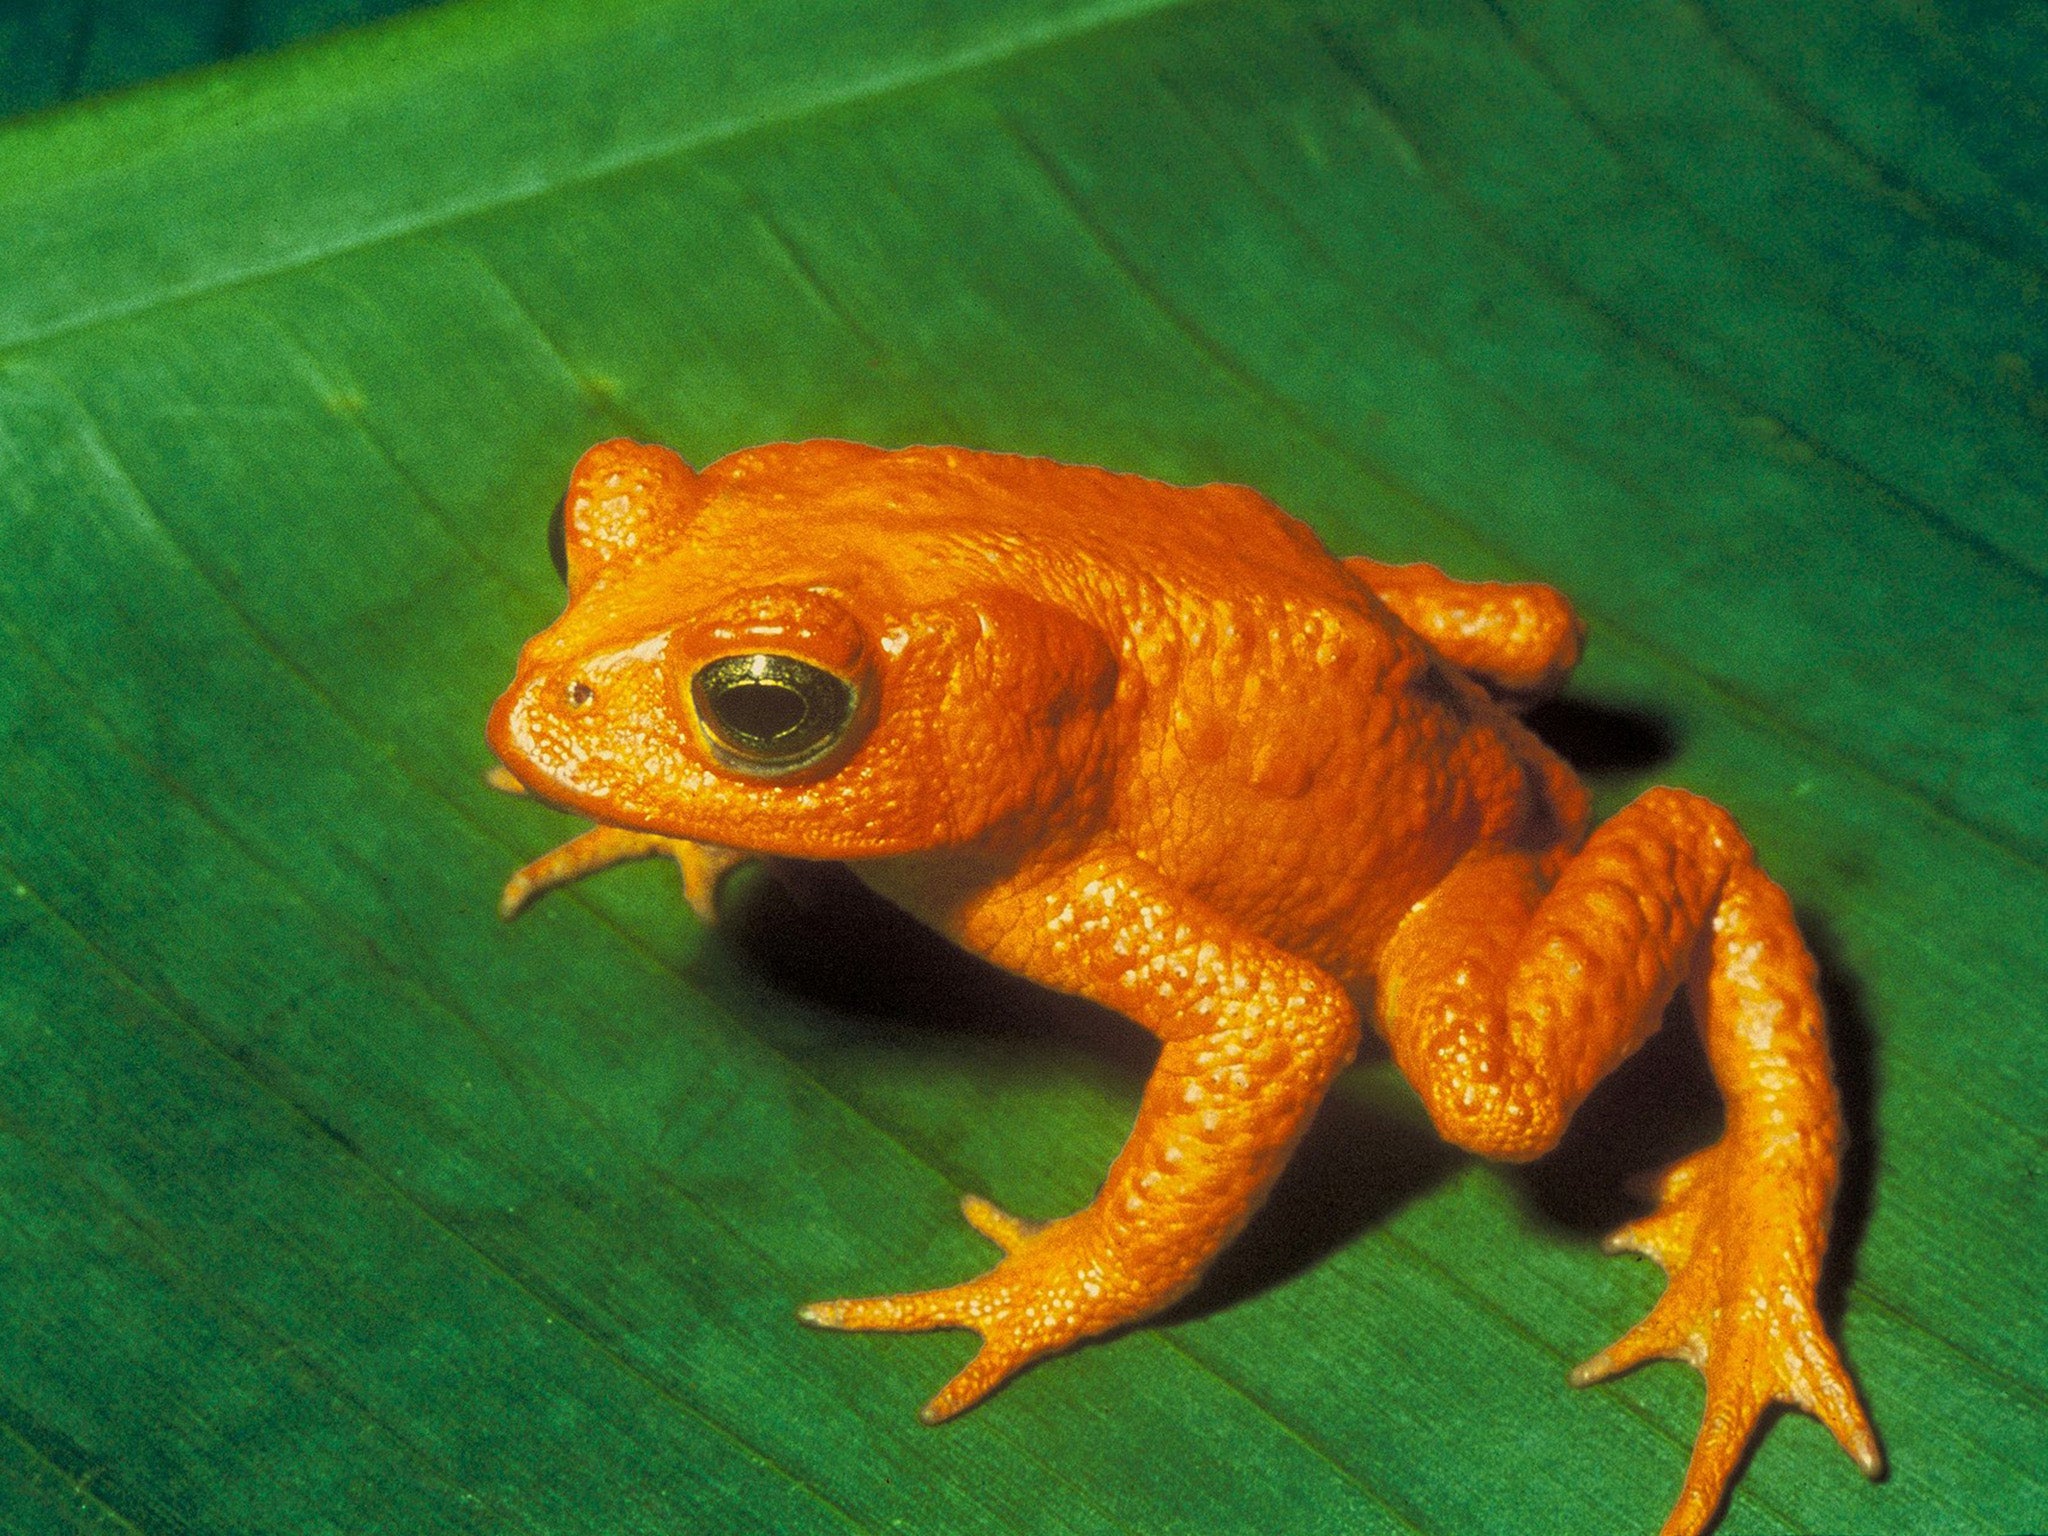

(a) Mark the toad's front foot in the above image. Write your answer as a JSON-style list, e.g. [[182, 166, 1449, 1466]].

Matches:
[[801, 1195, 1169, 1423], [496, 822, 746, 923], [1571, 1142, 1882, 1536]]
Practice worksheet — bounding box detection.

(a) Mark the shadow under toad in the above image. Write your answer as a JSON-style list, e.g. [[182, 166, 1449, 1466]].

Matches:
[[1796, 910, 1882, 1322], [1522, 694, 1679, 776], [722, 859, 1157, 1075], [720, 862, 1460, 1318]]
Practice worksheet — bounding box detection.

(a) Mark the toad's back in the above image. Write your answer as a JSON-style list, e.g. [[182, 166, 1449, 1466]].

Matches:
[[683, 440, 1361, 604], [681, 441, 1558, 984]]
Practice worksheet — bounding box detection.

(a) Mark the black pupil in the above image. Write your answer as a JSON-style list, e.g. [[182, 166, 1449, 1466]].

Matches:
[[692, 653, 854, 770], [714, 681, 809, 743]]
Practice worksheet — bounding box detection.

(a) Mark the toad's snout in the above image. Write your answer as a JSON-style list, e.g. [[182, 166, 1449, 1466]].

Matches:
[[486, 661, 602, 804], [486, 627, 688, 820]]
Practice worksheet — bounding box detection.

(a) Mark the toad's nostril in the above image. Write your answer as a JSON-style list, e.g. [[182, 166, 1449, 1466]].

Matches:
[[566, 679, 595, 708]]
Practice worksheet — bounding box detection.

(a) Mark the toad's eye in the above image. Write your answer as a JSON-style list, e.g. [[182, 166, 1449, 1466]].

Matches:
[[690, 653, 857, 774], [547, 496, 569, 583]]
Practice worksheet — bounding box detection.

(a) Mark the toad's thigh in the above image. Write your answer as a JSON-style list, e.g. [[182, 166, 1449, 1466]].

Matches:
[[1375, 794, 1726, 1159]]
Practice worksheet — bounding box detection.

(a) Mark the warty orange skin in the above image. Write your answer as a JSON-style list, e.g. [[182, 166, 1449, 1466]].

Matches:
[[487, 438, 1880, 1536]]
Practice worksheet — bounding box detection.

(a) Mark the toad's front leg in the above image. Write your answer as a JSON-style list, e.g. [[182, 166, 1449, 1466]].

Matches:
[[801, 848, 1360, 1421]]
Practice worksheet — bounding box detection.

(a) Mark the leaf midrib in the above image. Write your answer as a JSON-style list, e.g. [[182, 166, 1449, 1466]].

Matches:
[[0, 0, 1207, 357]]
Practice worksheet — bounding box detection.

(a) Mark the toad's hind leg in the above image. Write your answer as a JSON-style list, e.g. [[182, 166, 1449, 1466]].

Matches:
[[1375, 788, 1879, 1536], [1343, 556, 1584, 708]]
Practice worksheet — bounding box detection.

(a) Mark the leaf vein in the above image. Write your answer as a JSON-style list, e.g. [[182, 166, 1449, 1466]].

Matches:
[[1291, 5, 2048, 596], [999, 105, 2048, 891], [1679, 0, 2048, 285], [0, 1089, 554, 1536], [0, 1399, 149, 1536], [1467, 0, 2048, 449]]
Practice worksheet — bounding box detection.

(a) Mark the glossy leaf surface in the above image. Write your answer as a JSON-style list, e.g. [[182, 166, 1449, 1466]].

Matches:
[[1, 2, 2043, 1532]]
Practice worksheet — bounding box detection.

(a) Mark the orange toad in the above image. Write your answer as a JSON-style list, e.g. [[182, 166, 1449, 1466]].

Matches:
[[487, 438, 1880, 1536]]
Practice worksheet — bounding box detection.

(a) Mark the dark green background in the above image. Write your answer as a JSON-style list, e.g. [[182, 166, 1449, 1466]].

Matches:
[[0, 1, 2041, 1532], [0, 1, 435, 118]]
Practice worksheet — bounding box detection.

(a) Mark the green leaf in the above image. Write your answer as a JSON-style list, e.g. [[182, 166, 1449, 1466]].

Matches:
[[2, 1, 2043, 1532]]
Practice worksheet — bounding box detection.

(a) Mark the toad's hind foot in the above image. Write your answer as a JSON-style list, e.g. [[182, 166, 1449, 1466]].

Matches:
[[1572, 1143, 1882, 1536], [1379, 794, 1879, 1535]]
